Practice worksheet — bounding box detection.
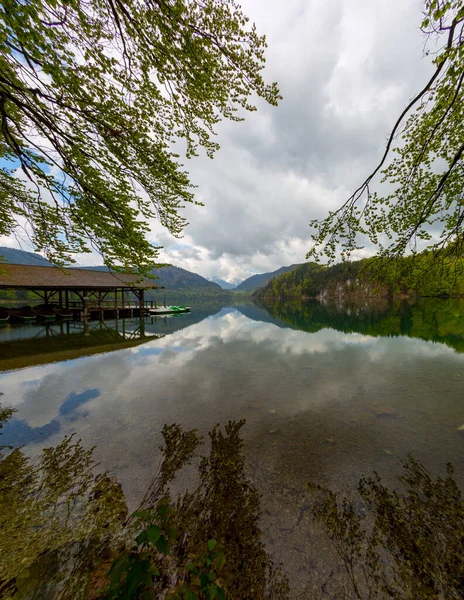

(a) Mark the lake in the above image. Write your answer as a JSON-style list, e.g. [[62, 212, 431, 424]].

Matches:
[[1, 298, 464, 593]]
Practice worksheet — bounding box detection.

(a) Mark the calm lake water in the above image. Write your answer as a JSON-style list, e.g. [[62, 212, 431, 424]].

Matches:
[[1, 298, 464, 590]]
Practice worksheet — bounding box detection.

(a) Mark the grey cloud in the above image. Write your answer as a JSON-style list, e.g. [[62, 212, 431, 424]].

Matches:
[[159, 0, 434, 275]]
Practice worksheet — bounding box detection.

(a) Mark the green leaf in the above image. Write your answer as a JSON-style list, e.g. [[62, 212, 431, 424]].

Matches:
[[145, 525, 161, 546], [108, 554, 129, 586], [207, 539, 217, 552], [215, 552, 226, 572], [136, 530, 147, 546], [216, 587, 226, 600], [131, 510, 153, 522], [155, 534, 169, 554]]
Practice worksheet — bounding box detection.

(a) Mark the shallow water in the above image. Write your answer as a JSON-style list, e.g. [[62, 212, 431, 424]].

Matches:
[[1, 298, 464, 591]]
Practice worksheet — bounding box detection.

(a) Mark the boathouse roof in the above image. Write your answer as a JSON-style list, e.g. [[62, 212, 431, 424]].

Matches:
[[0, 264, 159, 290]]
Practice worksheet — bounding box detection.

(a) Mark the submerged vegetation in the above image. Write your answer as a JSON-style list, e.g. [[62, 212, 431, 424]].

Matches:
[[310, 456, 464, 599], [0, 411, 288, 600], [1, 406, 464, 599]]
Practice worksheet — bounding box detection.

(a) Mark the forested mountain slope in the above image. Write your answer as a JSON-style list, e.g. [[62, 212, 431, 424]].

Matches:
[[235, 265, 298, 292], [254, 255, 464, 301]]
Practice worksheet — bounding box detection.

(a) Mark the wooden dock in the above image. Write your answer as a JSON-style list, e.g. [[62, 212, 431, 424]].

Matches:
[[0, 264, 162, 321]]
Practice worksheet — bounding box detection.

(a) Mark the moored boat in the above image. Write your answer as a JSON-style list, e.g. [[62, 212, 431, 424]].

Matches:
[[9, 306, 36, 322], [53, 307, 74, 319], [149, 305, 191, 315], [0, 308, 10, 323], [33, 306, 56, 321]]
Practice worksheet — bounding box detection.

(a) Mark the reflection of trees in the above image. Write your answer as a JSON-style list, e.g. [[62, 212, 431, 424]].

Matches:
[[2, 406, 464, 599], [258, 298, 464, 353]]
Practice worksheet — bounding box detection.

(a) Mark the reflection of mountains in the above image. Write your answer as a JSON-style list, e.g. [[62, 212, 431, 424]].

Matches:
[[4, 299, 461, 372], [233, 304, 294, 329], [251, 298, 464, 353]]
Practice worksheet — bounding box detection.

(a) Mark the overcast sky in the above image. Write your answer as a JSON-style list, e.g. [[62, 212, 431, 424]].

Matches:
[[154, 0, 433, 282], [3, 0, 434, 282]]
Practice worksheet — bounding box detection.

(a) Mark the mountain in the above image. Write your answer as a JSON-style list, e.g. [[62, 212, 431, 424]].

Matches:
[[253, 261, 360, 301], [0, 248, 235, 299], [229, 277, 243, 287], [208, 276, 238, 290], [79, 265, 221, 291], [0, 246, 52, 266], [253, 253, 464, 301], [153, 266, 223, 290], [235, 265, 299, 292]]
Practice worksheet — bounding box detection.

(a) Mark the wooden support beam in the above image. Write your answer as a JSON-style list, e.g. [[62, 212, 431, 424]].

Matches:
[[30, 289, 46, 301]]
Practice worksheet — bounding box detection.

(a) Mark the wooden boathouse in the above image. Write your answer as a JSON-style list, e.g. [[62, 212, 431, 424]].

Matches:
[[0, 264, 161, 321]]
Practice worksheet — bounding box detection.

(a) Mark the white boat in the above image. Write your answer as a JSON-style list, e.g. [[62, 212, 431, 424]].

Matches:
[[148, 305, 191, 315]]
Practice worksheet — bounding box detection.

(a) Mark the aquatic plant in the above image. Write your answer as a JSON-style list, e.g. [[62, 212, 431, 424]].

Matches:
[[309, 456, 464, 599], [98, 420, 289, 600], [0, 406, 128, 599]]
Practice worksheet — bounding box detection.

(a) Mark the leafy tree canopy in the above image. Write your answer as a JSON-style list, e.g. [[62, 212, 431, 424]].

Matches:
[[0, 0, 280, 273], [308, 0, 464, 278]]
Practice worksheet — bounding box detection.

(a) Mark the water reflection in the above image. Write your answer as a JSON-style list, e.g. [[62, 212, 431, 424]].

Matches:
[[0, 318, 161, 372], [255, 297, 464, 352], [1, 299, 464, 591], [0, 302, 230, 371]]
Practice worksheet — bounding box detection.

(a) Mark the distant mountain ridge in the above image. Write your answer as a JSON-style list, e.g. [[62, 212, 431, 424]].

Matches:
[[0, 247, 223, 293], [235, 265, 299, 292], [208, 276, 243, 290], [0, 247, 53, 266], [74, 264, 221, 291], [0, 246, 304, 297]]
